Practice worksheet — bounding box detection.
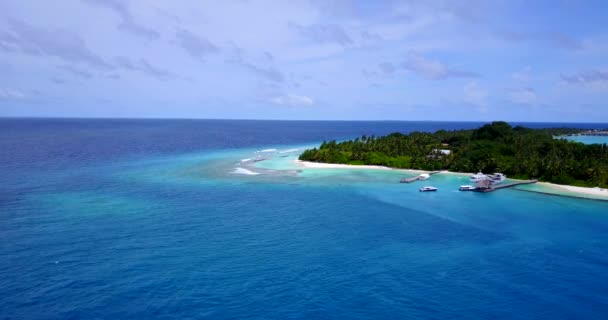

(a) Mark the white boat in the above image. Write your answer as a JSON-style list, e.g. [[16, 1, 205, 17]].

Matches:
[[459, 185, 475, 191], [419, 186, 438, 192], [418, 173, 430, 180], [400, 173, 431, 183], [469, 171, 490, 183], [490, 173, 506, 184]]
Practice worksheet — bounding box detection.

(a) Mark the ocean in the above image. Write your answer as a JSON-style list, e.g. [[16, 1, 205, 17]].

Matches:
[[561, 135, 608, 145], [1, 118, 608, 319]]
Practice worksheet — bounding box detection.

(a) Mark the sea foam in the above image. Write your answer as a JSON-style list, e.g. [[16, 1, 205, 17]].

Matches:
[[231, 168, 260, 175]]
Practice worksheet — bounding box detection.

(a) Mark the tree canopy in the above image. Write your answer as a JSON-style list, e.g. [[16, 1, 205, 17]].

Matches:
[[299, 122, 608, 188]]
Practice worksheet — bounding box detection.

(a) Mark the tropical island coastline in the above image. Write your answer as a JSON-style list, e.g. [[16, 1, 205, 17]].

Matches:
[[297, 121, 608, 198], [293, 159, 608, 199]]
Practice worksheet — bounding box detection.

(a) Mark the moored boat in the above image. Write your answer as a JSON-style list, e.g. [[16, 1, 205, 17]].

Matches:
[[490, 173, 506, 184], [419, 186, 438, 192], [459, 185, 475, 191], [469, 171, 490, 183]]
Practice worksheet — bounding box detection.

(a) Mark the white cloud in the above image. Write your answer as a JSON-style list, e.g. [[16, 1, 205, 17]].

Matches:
[[0, 88, 26, 100], [270, 94, 314, 107], [560, 69, 608, 92], [403, 53, 477, 80], [174, 28, 220, 60], [510, 67, 532, 83], [508, 88, 538, 106], [82, 0, 160, 40], [561, 70, 608, 84], [289, 22, 353, 46], [404, 54, 448, 79], [0, 18, 111, 69], [463, 82, 488, 111], [0, 1, 607, 120]]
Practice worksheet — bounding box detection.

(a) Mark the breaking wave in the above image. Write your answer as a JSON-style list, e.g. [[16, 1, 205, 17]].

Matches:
[[231, 167, 260, 175], [256, 149, 277, 153]]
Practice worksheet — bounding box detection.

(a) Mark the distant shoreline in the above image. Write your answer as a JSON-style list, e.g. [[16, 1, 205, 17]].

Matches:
[[295, 160, 608, 199], [295, 160, 471, 176]]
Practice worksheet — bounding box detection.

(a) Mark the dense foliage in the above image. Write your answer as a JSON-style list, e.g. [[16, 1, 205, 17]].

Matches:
[[299, 122, 608, 187]]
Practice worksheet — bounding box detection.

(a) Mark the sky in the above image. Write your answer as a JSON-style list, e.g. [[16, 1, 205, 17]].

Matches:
[[1, 0, 608, 121]]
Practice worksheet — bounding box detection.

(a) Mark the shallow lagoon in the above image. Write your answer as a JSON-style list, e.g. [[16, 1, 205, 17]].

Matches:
[[558, 135, 608, 145]]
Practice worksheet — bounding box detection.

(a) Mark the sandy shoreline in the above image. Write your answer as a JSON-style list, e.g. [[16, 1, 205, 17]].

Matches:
[[537, 182, 608, 198], [296, 160, 473, 176], [296, 160, 440, 174], [296, 160, 608, 199]]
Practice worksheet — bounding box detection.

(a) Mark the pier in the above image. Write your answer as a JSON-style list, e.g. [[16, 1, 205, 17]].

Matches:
[[472, 180, 538, 192], [400, 176, 422, 183], [400, 171, 442, 183]]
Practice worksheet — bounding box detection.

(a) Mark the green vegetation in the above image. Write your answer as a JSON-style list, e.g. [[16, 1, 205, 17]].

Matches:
[[299, 122, 608, 188]]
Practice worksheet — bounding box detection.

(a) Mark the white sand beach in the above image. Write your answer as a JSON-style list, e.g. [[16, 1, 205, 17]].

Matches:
[[295, 160, 427, 173], [537, 182, 608, 198], [296, 160, 473, 176]]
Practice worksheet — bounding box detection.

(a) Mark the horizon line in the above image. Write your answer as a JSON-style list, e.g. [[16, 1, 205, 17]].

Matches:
[[1, 116, 608, 124]]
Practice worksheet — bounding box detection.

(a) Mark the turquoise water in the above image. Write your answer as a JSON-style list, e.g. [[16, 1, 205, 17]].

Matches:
[[559, 135, 608, 145], [2, 119, 608, 319]]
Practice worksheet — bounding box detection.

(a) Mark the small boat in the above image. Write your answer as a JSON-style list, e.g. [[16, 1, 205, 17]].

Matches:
[[419, 186, 438, 192], [490, 173, 506, 184], [459, 185, 475, 191], [469, 171, 489, 182], [418, 173, 430, 180]]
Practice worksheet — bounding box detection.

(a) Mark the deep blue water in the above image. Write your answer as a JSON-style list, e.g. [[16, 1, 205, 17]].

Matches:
[[2, 118, 608, 319]]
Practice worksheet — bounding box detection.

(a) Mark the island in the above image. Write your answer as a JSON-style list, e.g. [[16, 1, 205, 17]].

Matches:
[[299, 121, 608, 188]]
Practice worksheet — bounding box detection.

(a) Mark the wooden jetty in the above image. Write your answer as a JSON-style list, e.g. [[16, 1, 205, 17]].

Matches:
[[400, 171, 442, 183], [472, 179, 538, 193], [400, 176, 422, 183]]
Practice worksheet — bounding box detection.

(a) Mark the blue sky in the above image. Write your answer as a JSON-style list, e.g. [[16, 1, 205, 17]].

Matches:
[[1, 0, 607, 121]]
